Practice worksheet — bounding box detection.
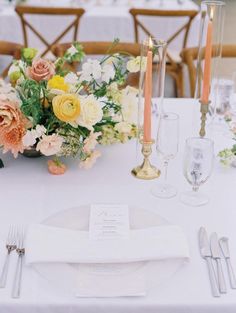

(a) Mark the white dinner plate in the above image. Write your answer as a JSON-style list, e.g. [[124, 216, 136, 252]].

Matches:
[[32, 205, 186, 297]]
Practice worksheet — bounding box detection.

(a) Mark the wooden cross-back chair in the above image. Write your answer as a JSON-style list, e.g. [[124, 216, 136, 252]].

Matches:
[[181, 44, 236, 98], [15, 6, 85, 58], [0, 41, 23, 78], [53, 41, 141, 58], [52, 41, 141, 87], [129, 8, 199, 97]]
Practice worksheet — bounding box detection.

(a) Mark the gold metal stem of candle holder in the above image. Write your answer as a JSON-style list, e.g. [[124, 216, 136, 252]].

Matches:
[[131, 140, 161, 180], [199, 100, 210, 138]]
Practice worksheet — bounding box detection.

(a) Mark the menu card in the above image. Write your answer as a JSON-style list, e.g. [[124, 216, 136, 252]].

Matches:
[[89, 204, 130, 240]]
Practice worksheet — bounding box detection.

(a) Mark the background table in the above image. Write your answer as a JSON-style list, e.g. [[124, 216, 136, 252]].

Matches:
[[0, 0, 199, 50], [0, 0, 200, 96], [0, 98, 235, 313]]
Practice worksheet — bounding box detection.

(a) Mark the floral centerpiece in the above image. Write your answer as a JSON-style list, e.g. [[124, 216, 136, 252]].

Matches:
[[218, 112, 236, 166], [0, 42, 141, 174]]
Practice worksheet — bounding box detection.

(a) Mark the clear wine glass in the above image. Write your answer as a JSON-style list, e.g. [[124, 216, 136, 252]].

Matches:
[[151, 112, 179, 198], [180, 137, 214, 207]]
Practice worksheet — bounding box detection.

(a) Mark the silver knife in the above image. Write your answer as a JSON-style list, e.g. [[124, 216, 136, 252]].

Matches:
[[219, 237, 236, 289], [210, 233, 227, 293], [199, 227, 220, 297]]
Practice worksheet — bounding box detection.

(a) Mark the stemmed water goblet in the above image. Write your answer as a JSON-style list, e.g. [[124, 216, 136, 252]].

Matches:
[[151, 112, 179, 199], [180, 137, 214, 207]]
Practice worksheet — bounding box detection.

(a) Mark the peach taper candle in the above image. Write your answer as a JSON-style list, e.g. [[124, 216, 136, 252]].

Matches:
[[201, 10, 213, 104], [143, 41, 153, 142]]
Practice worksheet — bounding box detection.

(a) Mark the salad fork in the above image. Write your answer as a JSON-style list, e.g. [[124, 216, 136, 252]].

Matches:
[[0, 225, 17, 288], [12, 226, 25, 299]]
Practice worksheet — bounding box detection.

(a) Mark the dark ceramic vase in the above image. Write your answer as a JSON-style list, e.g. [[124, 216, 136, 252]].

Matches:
[[22, 146, 42, 158]]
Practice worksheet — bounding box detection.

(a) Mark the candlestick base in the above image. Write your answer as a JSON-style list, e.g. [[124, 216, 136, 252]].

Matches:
[[131, 140, 161, 180], [199, 100, 210, 138]]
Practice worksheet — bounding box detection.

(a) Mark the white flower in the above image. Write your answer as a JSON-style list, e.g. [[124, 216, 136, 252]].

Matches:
[[127, 56, 147, 73], [23, 130, 37, 147], [114, 121, 132, 133], [36, 134, 63, 156], [48, 89, 65, 96], [67, 45, 78, 56], [16, 75, 25, 86], [35, 125, 46, 137], [0, 79, 20, 103], [106, 82, 122, 103], [8, 60, 26, 76], [83, 131, 101, 153], [120, 86, 138, 124], [22, 125, 46, 148], [79, 150, 101, 169], [8, 64, 20, 76], [122, 85, 139, 97], [101, 64, 115, 83], [0, 79, 13, 93], [64, 72, 78, 85], [79, 59, 102, 82], [103, 54, 119, 66], [76, 95, 103, 131]]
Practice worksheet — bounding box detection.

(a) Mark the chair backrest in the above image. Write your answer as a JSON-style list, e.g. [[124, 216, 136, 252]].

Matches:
[[52, 41, 141, 58], [0, 41, 23, 77], [15, 6, 85, 58], [181, 44, 236, 97], [129, 8, 198, 65]]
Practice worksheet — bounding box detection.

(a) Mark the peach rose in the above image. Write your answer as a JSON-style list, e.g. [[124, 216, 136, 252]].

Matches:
[[27, 58, 55, 82], [0, 100, 27, 157], [83, 131, 101, 153], [36, 134, 63, 156], [80, 150, 101, 169], [47, 159, 67, 175]]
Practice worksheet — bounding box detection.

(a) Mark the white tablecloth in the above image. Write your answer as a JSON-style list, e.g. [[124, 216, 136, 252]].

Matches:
[[0, 0, 200, 51], [0, 98, 236, 312]]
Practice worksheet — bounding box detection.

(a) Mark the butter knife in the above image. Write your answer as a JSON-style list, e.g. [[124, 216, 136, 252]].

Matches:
[[210, 232, 227, 293], [219, 237, 236, 289], [199, 227, 220, 297]]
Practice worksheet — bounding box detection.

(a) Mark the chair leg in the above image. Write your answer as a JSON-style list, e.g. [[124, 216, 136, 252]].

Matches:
[[1, 64, 11, 78], [170, 68, 184, 98], [176, 67, 184, 98], [167, 70, 179, 98]]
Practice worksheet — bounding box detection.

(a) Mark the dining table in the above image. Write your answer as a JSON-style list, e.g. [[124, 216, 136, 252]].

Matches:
[[0, 98, 235, 313]]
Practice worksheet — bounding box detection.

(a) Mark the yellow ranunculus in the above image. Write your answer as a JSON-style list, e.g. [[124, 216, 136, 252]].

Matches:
[[47, 75, 69, 92], [52, 94, 81, 123]]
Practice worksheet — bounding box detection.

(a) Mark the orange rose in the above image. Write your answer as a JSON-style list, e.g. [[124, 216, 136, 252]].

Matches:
[[0, 100, 27, 157]]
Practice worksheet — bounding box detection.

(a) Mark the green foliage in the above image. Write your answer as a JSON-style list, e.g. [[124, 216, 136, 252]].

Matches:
[[55, 42, 85, 76], [18, 80, 46, 125], [64, 42, 85, 63], [232, 144, 236, 155], [102, 100, 121, 114]]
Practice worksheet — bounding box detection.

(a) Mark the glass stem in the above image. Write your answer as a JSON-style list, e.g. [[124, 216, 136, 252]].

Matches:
[[192, 185, 199, 192], [164, 160, 169, 183]]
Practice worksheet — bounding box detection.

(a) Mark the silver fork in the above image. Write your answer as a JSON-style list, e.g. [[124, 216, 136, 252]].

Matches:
[[12, 226, 25, 299], [0, 225, 17, 288]]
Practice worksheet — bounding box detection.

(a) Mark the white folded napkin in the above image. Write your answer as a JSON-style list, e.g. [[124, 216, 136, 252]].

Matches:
[[25, 224, 189, 265]]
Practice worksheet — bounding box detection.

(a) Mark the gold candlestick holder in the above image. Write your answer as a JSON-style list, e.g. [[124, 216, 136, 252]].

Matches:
[[131, 139, 161, 180], [199, 100, 210, 138]]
